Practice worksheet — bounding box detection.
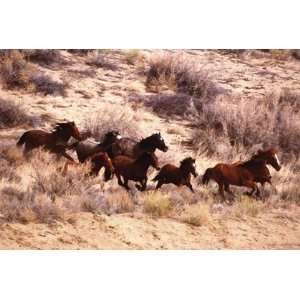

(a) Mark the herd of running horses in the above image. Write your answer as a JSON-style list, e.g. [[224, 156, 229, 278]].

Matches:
[[15, 121, 282, 201]]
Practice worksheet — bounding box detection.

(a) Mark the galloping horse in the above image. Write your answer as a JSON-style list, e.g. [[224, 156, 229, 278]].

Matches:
[[110, 133, 168, 159], [153, 157, 198, 192], [202, 149, 281, 200], [62, 151, 114, 181], [17, 121, 82, 161], [113, 152, 160, 191], [72, 130, 121, 163]]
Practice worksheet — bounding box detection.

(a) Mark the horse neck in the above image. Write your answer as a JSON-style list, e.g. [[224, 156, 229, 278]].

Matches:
[[52, 129, 71, 142], [138, 137, 156, 152], [179, 165, 192, 178], [241, 158, 266, 171]]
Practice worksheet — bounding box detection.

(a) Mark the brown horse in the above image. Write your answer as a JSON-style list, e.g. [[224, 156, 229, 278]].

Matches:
[[202, 149, 281, 200], [62, 151, 114, 181], [17, 121, 81, 161], [113, 152, 160, 191], [72, 130, 122, 163], [110, 132, 168, 159], [153, 157, 198, 192]]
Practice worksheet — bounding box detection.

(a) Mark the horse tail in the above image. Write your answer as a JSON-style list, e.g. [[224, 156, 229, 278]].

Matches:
[[16, 133, 27, 147], [202, 168, 213, 185]]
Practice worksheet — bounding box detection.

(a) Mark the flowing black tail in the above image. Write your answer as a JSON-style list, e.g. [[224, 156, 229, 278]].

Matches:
[[202, 168, 213, 185]]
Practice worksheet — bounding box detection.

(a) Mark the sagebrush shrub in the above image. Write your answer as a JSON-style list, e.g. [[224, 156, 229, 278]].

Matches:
[[0, 97, 35, 128], [83, 106, 144, 141], [146, 52, 224, 99], [86, 50, 118, 70]]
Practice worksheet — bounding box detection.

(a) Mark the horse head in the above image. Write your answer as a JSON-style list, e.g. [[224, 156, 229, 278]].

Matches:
[[149, 133, 168, 152], [55, 121, 82, 141], [255, 148, 281, 171], [180, 157, 198, 177]]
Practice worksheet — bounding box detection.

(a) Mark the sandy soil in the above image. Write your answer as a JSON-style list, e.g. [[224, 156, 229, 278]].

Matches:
[[0, 50, 299, 249]]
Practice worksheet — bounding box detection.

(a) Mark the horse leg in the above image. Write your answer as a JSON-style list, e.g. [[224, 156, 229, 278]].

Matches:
[[140, 177, 148, 191], [61, 151, 75, 162], [218, 183, 226, 201], [224, 183, 234, 197], [23, 144, 34, 159], [116, 173, 124, 187], [155, 179, 164, 190], [186, 181, 195, 193], [123, 177, 130, 190], [243, 181, 260, 198]]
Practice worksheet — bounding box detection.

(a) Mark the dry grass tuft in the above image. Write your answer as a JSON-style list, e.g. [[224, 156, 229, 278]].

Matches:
[[83, 105, 144, 141], [145, 52, 223, 99], [30, 72, 68, 96], [0, 97, 36, 129], [0, 186, 64, 224], [86, 50, 118, 70], [123, 49, 143, 65], [104, 190, 135, 214], [233, 196, 265, 218], [143, 191, 171, 217], [192, 90, 300, 161], [0, 50, 36, 89], [179, 204, 211, 226], [0, 50, 68, 96], [24, 50, 65, 66]]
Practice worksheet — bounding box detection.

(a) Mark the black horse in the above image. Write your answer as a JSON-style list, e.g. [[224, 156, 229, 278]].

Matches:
[[71, 130, 121, 163], [110, 132, 168, 159]]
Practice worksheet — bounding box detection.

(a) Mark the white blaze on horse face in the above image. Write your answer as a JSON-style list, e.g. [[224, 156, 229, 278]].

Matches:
[[116, 135, 122, 140], [274, 153, 281, 167]]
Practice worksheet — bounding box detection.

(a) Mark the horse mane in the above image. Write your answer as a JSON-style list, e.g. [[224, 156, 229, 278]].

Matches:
[[139, 134, 157, 148], [180, 157, 195, 167]]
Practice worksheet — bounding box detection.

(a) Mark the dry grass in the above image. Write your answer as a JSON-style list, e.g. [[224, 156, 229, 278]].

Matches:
[[83, 105, 144, 141], [86, 50, 118, 70], [179, 203, 211, 226], [145, 52, 224, 99], [0, 186, 64, 224], [143, 191, 172, 217], [192, 90, 300, 161], [232, 196, 265, 218], [123, 49, 143, 65], [0, 97, 36, 129], [24, 50, 65, 66], [0, 50, 68, 96], [0, 50, 36, 89], [30, 72, 68, 96]]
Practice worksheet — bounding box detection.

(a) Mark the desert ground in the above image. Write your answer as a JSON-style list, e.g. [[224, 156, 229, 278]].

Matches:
[[0, 49, 299, 249]]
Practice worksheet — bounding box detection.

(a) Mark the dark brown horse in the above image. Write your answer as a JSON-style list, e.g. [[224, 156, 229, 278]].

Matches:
[[72, 130, 122, 163], [16, 122, 82, 161], [110, 132, 168, 159], [202, 149, 281, 200], [153, 157, 198, 192], [113, 152, 160, 191], [62, 151, 114, 181]]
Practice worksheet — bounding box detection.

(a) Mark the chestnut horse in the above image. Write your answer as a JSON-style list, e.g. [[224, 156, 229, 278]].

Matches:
[[153, 157, 198, 192], [202, 149, 281, 200], [16, 121, 81, 161], [110, 132, 168, 159], [62, 151, 114, 181], [113, 152, 160, 191], [72, 130, 122, 163], [89, 152, 114, 181]]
